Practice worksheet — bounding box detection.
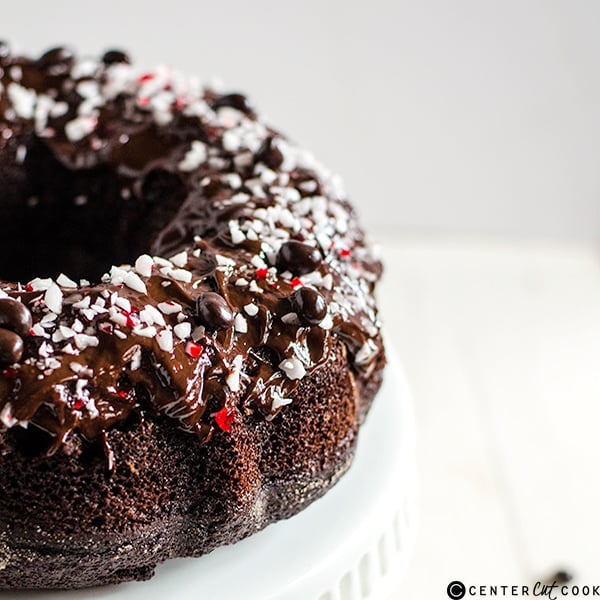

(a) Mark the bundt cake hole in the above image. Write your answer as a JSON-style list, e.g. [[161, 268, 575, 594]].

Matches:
[[0, 140, 188, 283]]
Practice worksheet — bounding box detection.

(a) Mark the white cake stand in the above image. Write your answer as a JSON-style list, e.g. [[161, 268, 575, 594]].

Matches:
[[8, 349, 417, 600]]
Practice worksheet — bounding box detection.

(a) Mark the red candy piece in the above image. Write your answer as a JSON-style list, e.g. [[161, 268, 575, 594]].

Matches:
[[137, 73, 154, 83], [99, 322, 114, 335], [255, 267, 268, 280], [73, 398, 85, 410], [290, 277, 303, 289], [1, 367, 18, 379], [122, 310, 137, 328], [185, 341, 203, 358], [340, 248, 351, 257], [215, 407, 235, 433]]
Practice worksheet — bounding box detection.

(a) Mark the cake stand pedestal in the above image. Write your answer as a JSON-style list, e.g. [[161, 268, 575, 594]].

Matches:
[[10, 349, 417, 600]]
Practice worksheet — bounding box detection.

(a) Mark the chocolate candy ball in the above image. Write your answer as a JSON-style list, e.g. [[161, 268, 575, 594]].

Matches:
[[0, 298, 32, 336], [101, 49, 131, 65], [0, 329, 24, 364], [196, 292, 234, 331], [37, 46, 74, 75], [276, 241, 322, 276], [291, 287, 327, 326], [257, 137, 283, 169], [212, 93, 254, 116]]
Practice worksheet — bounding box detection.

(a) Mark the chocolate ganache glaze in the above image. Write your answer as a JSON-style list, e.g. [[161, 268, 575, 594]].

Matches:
[[0, 45, 384, 460]]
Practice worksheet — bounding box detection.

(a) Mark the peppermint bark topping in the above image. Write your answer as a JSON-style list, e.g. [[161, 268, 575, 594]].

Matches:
[[0, 45, 383, 447]]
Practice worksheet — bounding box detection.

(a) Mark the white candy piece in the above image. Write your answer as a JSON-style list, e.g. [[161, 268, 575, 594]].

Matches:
[[65, 115, 96, 142], [7, 83, 36, 119], [244, 303, 259, 317], [158, 301, 183, 315], [114, 297, 131, 312], [124, 271, 147, 294], [156, 329, 174, 353], [279, 357, 306, 380], [74, 333, 99, 351], [178, 140, 207, 171], [44, 282, 63, 313], [174, 322, 192, 340], [56, 273, 77, 289], [226, 355, 244, 392], [0, 403, 18, 428], [134, 325, 158, 338], [169, 268, 193, 283], [73, 296, 91, 309], [135, 254, 154, 278], [234, 313, 248, 333], [28, 277, 53, 291], [169, 251, 188, 268]]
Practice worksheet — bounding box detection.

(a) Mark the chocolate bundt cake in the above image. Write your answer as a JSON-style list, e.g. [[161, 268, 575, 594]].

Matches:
[[0, 43, 385, 590]]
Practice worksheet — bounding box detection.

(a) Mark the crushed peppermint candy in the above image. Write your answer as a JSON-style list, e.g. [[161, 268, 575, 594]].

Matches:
[[124, 271, 147, 294], [44, 282, 63, 313], [65, 115, 96, 142], [169, 251, 188, 268], [185, 341, 203, 358], [156, 329, 174, 353], [214, 406, 235, 433], [234, 313, 248, 333], [244, 303, 258, 317], [279, 357, 306, 380], [173, 322, 191, 340], [178, 140, 207, 172], [134, 254, 154, 278], [158, 301, 182, 315], [56, 273, 78, 288], [226, 355, 244, 392]]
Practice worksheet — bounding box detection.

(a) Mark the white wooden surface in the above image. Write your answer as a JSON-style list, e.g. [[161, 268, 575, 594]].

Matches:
[[376, 236, 600, 597]]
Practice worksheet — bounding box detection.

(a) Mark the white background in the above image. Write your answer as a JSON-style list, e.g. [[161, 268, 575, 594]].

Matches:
[[5, 0, 600, 239]]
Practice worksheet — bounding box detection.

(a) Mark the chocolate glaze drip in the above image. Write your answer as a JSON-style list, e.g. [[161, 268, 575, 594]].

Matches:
[[0, 46, 384, 454]]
